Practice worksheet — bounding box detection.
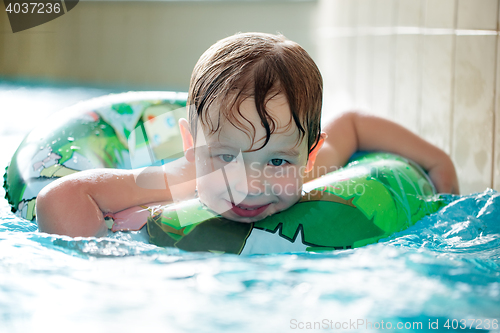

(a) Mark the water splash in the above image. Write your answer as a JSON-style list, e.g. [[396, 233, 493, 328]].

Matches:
[[0, 190, 499, 332]]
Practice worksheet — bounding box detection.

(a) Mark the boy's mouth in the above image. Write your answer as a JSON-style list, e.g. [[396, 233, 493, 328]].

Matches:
[[230, 202, 271, 218]]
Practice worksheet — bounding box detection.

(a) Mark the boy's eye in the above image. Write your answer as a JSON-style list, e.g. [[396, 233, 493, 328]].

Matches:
[[270, 158, 287, 166], [220, 154, 236, 163]]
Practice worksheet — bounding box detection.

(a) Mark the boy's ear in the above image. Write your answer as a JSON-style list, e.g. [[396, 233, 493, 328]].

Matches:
[[305, 132, 327, 173], [179, 118, 195, 163]]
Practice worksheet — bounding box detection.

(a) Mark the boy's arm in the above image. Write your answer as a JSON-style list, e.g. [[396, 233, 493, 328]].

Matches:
[[309, 111, 459, 194], [36, 158, 196, 237]]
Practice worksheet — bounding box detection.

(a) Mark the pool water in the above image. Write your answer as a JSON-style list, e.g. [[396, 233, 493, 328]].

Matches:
[[1, 81, 499, 332]]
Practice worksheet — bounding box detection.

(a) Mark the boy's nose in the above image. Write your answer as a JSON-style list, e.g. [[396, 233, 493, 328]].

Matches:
[[235, 163, 267, 197]]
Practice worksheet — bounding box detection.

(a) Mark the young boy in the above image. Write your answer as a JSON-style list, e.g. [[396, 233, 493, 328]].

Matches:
[[36, 32, 459, 237]]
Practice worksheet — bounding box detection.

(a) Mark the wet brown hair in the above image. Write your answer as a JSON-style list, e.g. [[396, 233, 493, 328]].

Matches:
[[187, 32, 323, 153]]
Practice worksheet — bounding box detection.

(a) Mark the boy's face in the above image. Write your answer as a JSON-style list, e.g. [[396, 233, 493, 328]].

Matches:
[[182, 94, 321, 223]]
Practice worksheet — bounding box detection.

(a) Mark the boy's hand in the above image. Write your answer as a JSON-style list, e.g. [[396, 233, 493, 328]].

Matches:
[[426, 154, 460, 194]]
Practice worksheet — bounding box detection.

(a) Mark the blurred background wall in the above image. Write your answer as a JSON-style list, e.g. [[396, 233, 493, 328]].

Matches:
[[0, 0, 499, 195], [0, 0, 318, 91], [316, 0, 499, 196]]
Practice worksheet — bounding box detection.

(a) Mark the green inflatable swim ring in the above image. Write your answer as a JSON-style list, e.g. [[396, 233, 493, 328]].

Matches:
[[3, 92, 445, 255]]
